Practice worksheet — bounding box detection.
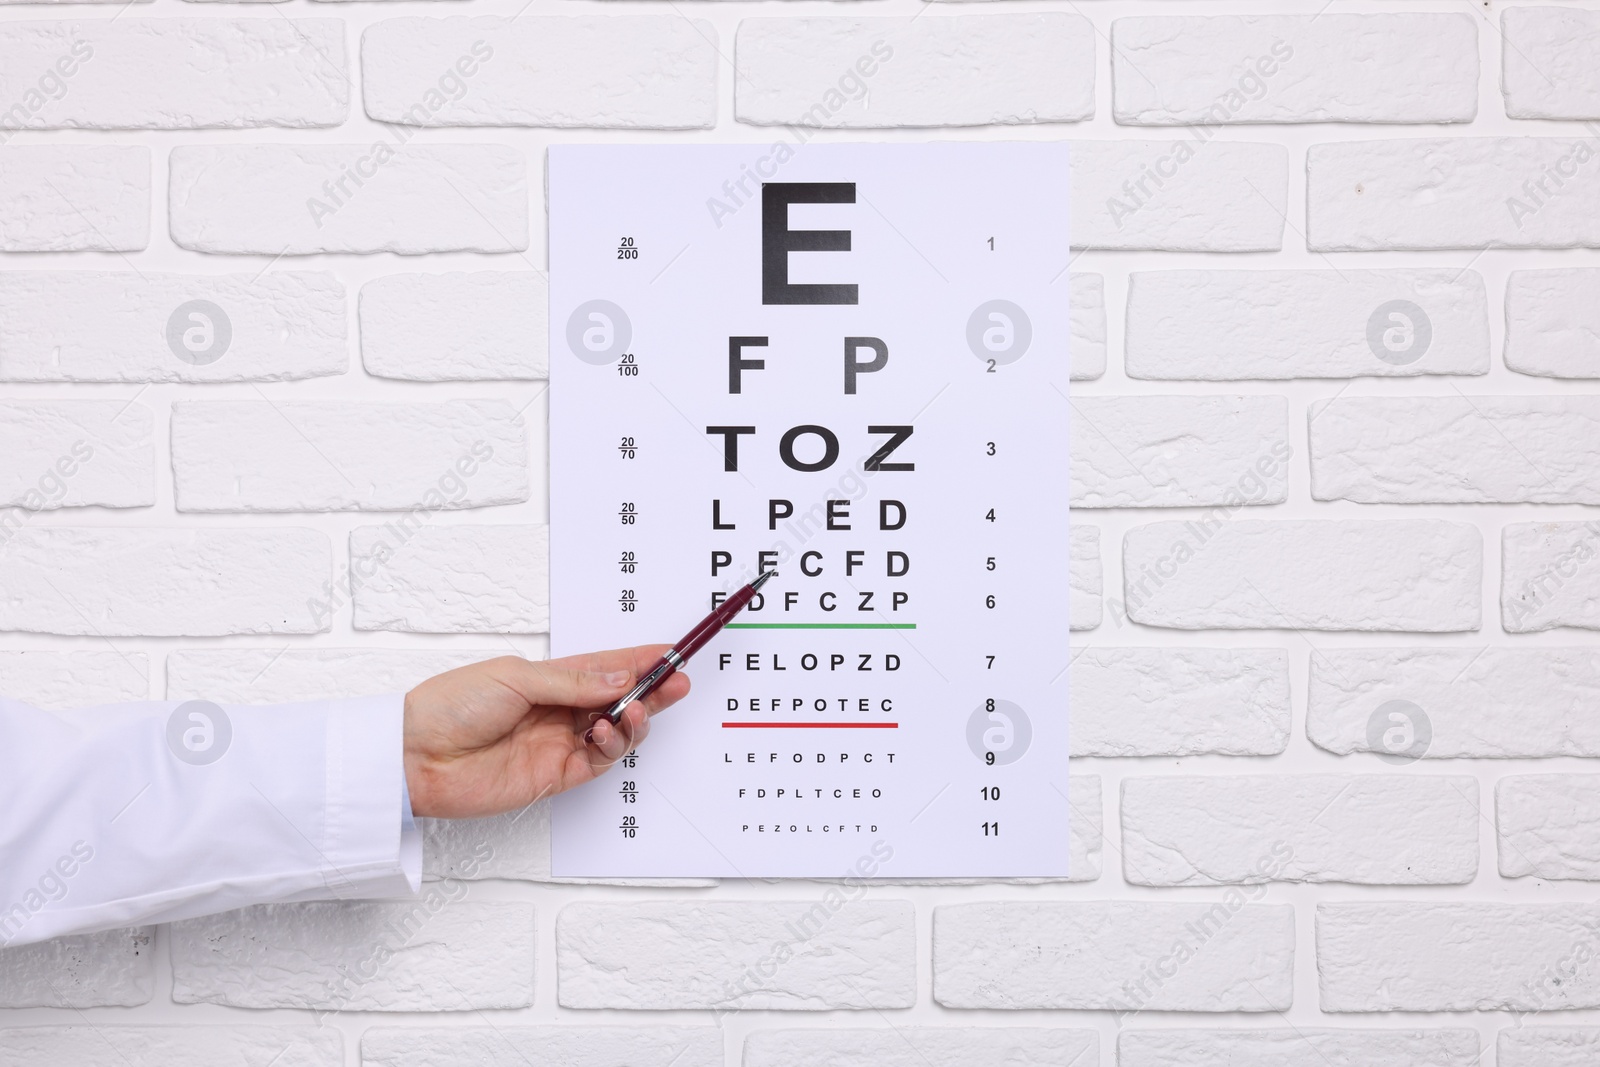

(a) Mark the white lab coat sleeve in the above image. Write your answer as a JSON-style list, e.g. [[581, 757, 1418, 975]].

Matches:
[[0, 692, 422, 949]]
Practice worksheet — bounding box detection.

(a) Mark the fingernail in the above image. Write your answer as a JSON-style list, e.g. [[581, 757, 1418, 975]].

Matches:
[[583, 728, 596, 744], [605, 671, 630, 686]]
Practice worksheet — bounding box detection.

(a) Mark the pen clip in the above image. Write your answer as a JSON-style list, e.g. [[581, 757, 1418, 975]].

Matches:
[[605, 661, 676, 724]]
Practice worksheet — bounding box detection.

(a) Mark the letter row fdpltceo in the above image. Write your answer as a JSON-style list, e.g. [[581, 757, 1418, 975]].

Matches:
[[549, 144, 1072, 879]]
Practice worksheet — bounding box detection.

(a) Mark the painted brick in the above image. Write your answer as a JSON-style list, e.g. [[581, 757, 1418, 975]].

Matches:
[[1071, 395, 1288, 508], [166, 648, 503, 702], [1119, 1029, 1480, 1067], [1125, 269, 1489, 379], [1317, 903, 1600, 1011], [1505, 268, 1600, 378], [1503, 521, 1600, 633], [1121, 775, 1478, 885], [0, 272, 346, 383], [360, 272, 547, 381], [556, 901, 916, 1009], [1310, 396, 1600, 503], [1070, 648, 1290, 757], [1498, 775, 1600, 880], [934, 902, 1294, 1011], [1307, 138, 1600, 250], [0, 651, 147, 708], [363, 17, 716, 129], [1502, 8, 1600, 120], [746, 1028, 1099, 1067], [168, 144, 527, 255], [417, 803, 715, 889], [1070, 272, 1105, 381], [363, 1027, 721, 1067], [0, 1026, 340, 1067], [169, 901, 534, 1011], [421, 805, 553, 882], [0, 400, 153, 508], [1070, 525, 1100, 631], [1066, 775, 1103, 882], [0, 528, 328, 636], [0, 20, 346, 129], [1112, 15, 1476, 124], [0, 929, 152, 1008], [1122, 520, 1481, 631], [0, 146, 147, 251], [1308, 647, 1600, 758], [1073, 140, 1286, 251], [350, 524, 549, 633], [736, 15, 1093, 127], [1499, 1029, 1600, 1067], [171, 400, 528, 512]]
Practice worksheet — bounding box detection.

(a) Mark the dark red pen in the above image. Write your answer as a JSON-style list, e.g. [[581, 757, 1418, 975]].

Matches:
[[602, 570, 776, 724]]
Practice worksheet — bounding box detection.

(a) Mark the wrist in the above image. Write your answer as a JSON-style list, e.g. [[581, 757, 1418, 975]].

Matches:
[[401, 689, 434, 818]]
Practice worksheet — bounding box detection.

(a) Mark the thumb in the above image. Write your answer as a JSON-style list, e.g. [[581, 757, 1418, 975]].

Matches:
[[507, 658, 633, 709]]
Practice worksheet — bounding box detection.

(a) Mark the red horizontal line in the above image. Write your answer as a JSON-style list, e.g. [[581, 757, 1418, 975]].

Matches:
[[721, 722, 900, 729]]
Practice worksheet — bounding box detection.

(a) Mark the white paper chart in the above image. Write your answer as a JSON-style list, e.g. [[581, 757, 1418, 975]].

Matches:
[[549, 143, 1071, 878]]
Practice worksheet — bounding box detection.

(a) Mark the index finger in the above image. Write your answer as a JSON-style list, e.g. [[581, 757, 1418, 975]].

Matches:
[[553, 644, 674, 679]]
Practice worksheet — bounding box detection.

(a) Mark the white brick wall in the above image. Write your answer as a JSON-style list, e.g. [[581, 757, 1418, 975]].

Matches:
[[1072, 395, 1289, 508], [1120, 774, 1478, 885], [1111, 15, 1478, 125], [1502, 521, 1600, 631], [1309, 396, 1600, 503], [1497, 775, 1600, 880], [1501, 8, 1600, 120], [362, 17, 719, 129], [736, 16, 1094, 128], [0, 20, 348, 128], [1119, 1028, 1480, 1067], [4, 0, 1599, 1060], [363, 1026, 722, 1067], [1070, 647, 1289, 756], [0, 400, 153, 508], [1072, 140, 1287, 251], [358, 272, 547, 380], [170, 901, 535, 1010], [934, 902, 1294, 1010], [170, 399, 528, 511], [168, 144, 527, 254], [0, 528, 327, 635], [1504, 269, 1600, 378], [747, 1027, 1098, 1066], [0, 929, 153, 1008], [1308, 138, 1600, 250], [1317, 903, 1600, 1011], [0, 146, 148, 251], [1121, 520, 1481, 631], [1499, 1028, 1600, 1067], [0, 271, 347, 382], [0, 650, 147, 707], [0, 1026, 341, 1067], [1125, 269, 1490, 380], [1308, 647, 1600, 758], [557, 901, 917, 1009]]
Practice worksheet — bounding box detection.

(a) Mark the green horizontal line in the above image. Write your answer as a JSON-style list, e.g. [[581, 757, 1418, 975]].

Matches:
[[726, 623, 917, 630]]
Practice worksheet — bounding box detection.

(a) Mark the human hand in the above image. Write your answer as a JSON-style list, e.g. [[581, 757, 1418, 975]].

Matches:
[[401, 647, 690, 819]]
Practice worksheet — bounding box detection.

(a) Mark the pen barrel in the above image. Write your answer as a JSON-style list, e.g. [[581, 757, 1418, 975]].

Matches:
[[605, 654, 674, 723], [676, 585, 755, 663], [604, 579, 767, 724]]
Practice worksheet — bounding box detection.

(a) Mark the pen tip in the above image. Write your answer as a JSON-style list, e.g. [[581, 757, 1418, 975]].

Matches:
[[752, 569, 776, 591]]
